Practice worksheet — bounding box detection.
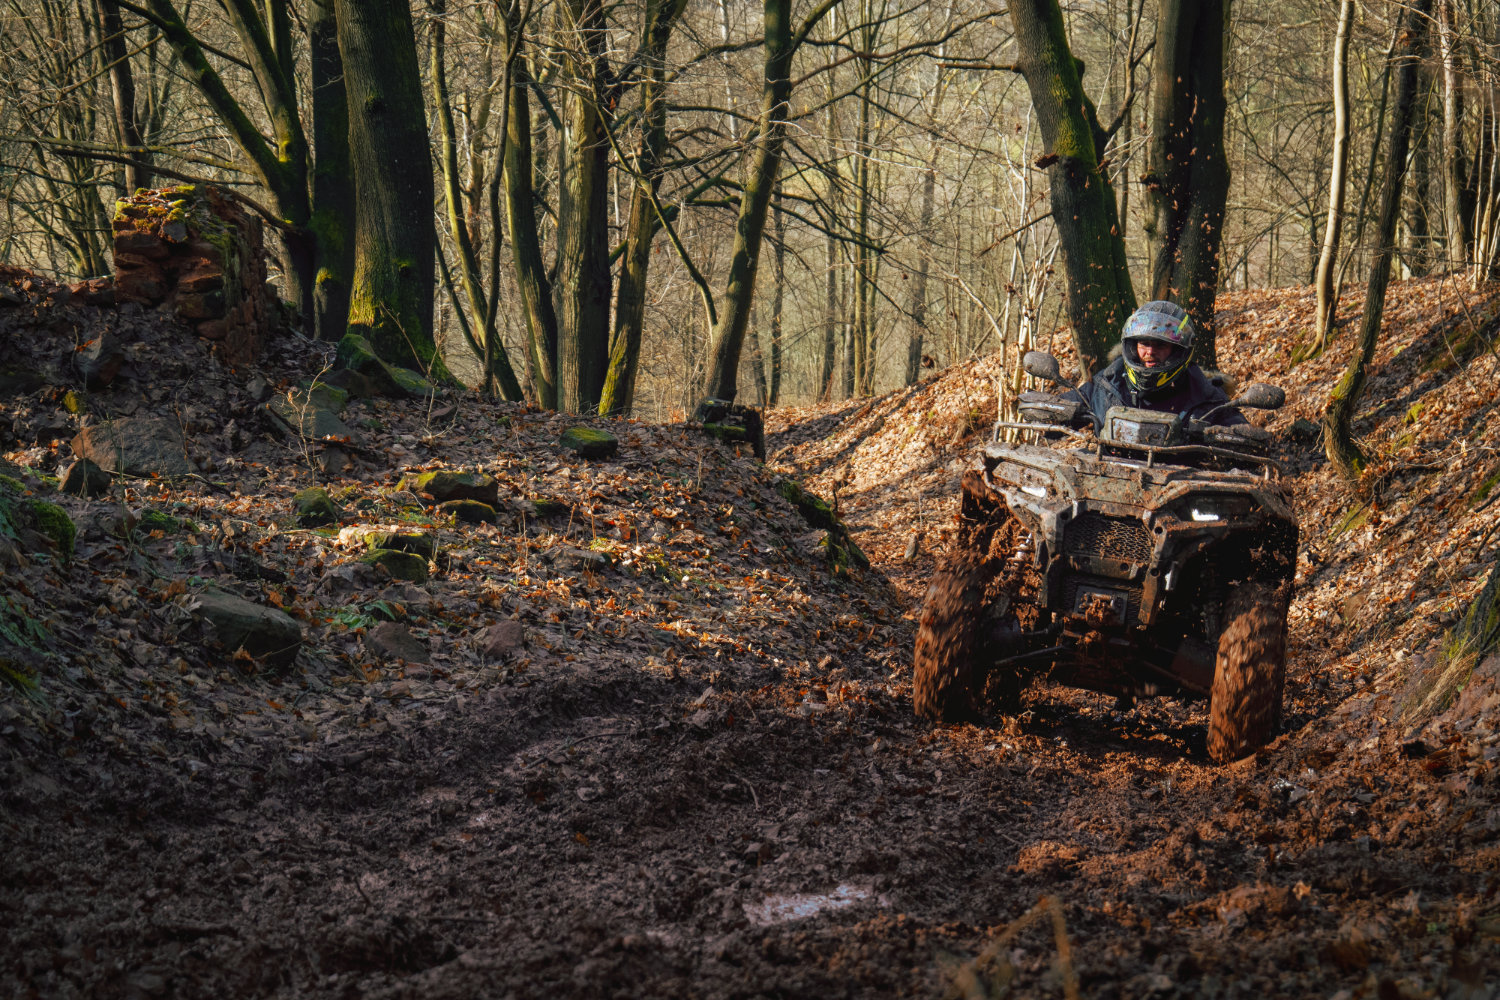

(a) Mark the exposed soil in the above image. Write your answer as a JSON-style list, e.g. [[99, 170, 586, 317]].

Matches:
[[3, 274, 1499, 999]]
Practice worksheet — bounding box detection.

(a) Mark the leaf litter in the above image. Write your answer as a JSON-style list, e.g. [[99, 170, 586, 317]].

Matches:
[[0, 271, 1497, 997]]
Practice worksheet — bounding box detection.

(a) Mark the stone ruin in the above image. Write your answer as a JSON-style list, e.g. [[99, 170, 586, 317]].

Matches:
[[111, 185, 273, 366]]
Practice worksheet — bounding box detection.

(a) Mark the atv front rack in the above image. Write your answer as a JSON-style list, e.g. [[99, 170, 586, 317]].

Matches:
[[991, 421, 1284, 475]]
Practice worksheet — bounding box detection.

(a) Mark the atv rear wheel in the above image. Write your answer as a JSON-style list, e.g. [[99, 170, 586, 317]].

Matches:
[[913, 555, 995, 722], [1207, 581, 1289, 762]]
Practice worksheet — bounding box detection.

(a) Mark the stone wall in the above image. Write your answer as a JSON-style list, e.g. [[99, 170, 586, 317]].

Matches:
[[111, 186, 271, 365]]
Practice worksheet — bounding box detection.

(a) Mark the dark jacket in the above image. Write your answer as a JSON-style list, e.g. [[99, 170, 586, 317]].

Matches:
[[1063, 357, 1246, 429]]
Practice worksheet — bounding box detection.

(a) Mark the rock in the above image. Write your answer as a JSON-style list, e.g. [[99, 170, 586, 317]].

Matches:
[[477, 620, 526, 661], [70, 417, 200, 478], [692, 398, 766, 459], [0, 285, 23, 307], [1289, 417, 1320, 442], [335, 333, 436, 399], [365, 621, 429, 664], [303, 381, 348, 413], [74, 333, 125, 390], [363, 530, 436, 561], [190, 589, 303, 671], [245, 376, 271, 403], [0, 368, 46, 396], [397, 469, 498, 505], [138, 509, 192, 534], [316, 447, 350, 478], [361, 547, 429, 583], [293, 487, 340, 527], [68, 278, 115, 306], [559, 426, 618, 459], [59, 457, 112, 497], [320, 366, 382, 400], [316, 560, 384, 598], [526, 496, 572, 519], [1, 497, 77, 559], [438, 499, 498, 524], [265, 386, 354, 441], [541, 545, 613, 572]]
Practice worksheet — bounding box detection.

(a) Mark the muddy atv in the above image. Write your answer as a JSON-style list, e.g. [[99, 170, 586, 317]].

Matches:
[[913, 351, 1299, 762]]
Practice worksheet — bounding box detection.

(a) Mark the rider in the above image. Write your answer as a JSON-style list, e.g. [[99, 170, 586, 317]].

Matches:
[[1066, 300, 1247, 428]]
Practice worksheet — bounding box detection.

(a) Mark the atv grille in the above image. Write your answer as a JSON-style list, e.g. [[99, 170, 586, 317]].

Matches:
[[1066, 512, 1152, 563]]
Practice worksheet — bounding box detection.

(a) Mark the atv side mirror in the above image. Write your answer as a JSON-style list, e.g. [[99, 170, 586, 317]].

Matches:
[[1023, 351, 1067, 386], [1234, 383, 1285, 410]]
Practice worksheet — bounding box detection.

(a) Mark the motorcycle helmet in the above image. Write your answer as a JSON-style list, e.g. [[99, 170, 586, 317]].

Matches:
[[1122, 300, 1194, 393]]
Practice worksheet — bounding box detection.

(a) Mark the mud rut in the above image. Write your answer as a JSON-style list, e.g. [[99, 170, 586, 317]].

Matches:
[[4, 490, 1497, 998]]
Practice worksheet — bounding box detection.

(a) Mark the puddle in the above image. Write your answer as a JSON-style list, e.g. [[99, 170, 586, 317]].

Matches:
[[743, 884, 881, 927]]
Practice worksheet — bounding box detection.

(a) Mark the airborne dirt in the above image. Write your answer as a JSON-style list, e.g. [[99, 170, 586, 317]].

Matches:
[[3, 274, 1500, 999]]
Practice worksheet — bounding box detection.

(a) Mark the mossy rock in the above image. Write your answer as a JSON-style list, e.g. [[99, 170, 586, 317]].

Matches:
[[528, 497, 572, 519], [361, 547, 429, 583], [139, 509, 193, 534], [385, 365, 435, 399], [439, 499, 499, 525], [293, 487, 341, 528], [28, 501, 75, 559], [397, 469, 498, 505], [776, 479, 838, 532], [0, 474, 26, 496], [820, 532, 869, 575], [334, 333, 436, 400], [560, 426, 619, 460], [300, 380, 349, 413], [364, 530, 437, 561]]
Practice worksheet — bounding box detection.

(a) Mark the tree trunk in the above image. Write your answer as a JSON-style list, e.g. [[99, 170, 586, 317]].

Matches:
[[905, 155, 937, 385], [769, 197, 785, 406], [1439, 0, 1472, 268], [1403, 89, 1433, 279], [1141, 0, 1230, 370], [500, 24, 559, 409], [700, 0, 794, 402], [430, 0, 522, 399], [1008, 0, 1134, 377], [308, 0, 353, 342], [337, 0, 437, 372], [1323, 0, 1432, 480], [600, 0, 686, 416], [820, 221, 839, 401], [95, 0, 151, 192], [1312, 0, 1354, 355], [554, 0, 612, 413]]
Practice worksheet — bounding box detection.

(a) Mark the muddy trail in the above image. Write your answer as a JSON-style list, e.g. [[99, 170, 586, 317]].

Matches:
[[3, 274, 1500, 999]]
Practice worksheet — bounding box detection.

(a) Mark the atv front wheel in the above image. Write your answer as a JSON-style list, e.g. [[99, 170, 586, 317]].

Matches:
[[1207, 581, 1289, 762], [913, 555, 995, 722]]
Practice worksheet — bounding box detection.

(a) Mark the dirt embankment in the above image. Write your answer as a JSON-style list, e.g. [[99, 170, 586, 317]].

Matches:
[[1, 273, 1498, 998]]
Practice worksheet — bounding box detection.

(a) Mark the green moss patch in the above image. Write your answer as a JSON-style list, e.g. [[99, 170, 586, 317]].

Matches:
[[361, 548, 429, 583], [560, 426, 619, 460], [293, 487, 341, 528]]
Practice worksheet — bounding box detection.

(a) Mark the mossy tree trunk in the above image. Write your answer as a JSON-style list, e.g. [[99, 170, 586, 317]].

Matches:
[[599, 0, 689, 416], [336, 0, 437, 374], [1322, 0, 1431, 480], [499, 2, 559, 409], [554, 0, 613, 413], [307, 0, 353, 342], [1007, 0, 1135, 377], [1141, 0, 1230, 371]]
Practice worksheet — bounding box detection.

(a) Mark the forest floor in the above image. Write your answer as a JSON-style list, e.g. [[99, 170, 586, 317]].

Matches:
[[2, 273, 1499, 999]]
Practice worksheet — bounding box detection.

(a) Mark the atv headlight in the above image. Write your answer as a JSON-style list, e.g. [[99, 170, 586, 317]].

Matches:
[[1022, 485, 1047, 499], [1182, 496, 1252, 523]]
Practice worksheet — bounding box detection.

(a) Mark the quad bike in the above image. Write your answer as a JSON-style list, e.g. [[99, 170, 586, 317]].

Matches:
[[913, 351, 1299, 762]]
